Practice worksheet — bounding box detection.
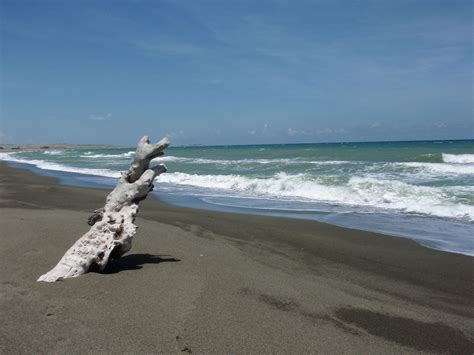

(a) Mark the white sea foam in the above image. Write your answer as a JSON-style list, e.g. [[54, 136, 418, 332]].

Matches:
[[347, 176, 473, 220], [2, 151, 473, 222], [152, 156, 194, 162], [442, 153, 474, 164], [77, 151, 474, 175], [80, 151, 135, 159], [395, 162, 474, 175], [82, 154, 198, 162], [78, 151, 351, 166], [151, 156, 350, 166], [156, 172, 474, 221], [0, 153, 120, 178], [43, 150, 64, 155]]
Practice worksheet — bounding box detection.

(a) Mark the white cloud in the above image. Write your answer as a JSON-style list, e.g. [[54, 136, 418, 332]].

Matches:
[[287, 127, 347, 137], [287, 128, 298, 137], [166, 130, 185, 139], [89, 113, 112, 121]]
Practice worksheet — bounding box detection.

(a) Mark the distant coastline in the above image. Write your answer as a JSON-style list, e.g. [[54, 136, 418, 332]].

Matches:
[[0, 143, 115, 153]]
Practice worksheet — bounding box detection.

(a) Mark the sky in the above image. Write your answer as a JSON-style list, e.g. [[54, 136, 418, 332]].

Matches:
[[1, 0, 472, 146]]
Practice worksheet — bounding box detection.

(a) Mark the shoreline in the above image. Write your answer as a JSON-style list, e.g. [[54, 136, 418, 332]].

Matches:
[[2, 157, 473, 257], [1, 160, 473, 290], [1, 162, 473, 353]]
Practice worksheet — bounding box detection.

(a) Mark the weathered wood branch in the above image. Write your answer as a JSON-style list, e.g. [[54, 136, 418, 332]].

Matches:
[[37, 135, 170, 282]]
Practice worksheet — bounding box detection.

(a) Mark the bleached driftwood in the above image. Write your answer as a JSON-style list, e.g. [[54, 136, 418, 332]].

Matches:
[[37, 135, 170, 282]]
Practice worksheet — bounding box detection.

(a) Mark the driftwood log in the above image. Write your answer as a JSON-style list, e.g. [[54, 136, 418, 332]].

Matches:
[[37, 135, 169, 282]]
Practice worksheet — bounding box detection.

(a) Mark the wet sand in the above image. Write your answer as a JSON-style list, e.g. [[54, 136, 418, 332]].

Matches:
[[0, 162, 473, 353]]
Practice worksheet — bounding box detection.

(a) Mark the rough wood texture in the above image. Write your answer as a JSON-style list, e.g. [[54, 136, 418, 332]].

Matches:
[[37, 135, 170, 282]]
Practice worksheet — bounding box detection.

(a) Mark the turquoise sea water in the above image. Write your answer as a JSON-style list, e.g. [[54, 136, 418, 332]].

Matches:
[[2, 140, 473, 255]]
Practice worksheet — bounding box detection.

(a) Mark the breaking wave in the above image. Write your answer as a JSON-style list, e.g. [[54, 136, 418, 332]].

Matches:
[[0, 153, 120, 178], [442, 153, 474, 164], [80, 151, 135, 159], [397, 162, 474, 175], [156, 172, 474, 221], [2, 146, 473, 224], [151, 156, 350, 166], [43, 150, 64, 155]]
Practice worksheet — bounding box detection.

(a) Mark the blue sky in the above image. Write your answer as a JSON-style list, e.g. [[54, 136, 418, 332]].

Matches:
[[1, 0, 472, 146]]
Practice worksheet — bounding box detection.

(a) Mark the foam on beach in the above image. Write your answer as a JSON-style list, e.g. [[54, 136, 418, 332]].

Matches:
[[1, 140, 473, 255], [0, 152, 120, 178], [80, 151, 135, 159], [156, 172, 474, 221]]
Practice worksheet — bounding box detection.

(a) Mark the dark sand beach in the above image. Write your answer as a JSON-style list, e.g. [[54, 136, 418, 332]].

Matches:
[[0, 162, 473, 353]]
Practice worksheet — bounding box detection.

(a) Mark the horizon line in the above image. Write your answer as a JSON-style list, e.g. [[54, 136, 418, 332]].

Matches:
[[2, 137, 473, 149]]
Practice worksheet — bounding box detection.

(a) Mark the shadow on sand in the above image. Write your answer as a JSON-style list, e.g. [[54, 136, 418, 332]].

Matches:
[[99, 253, 180, 274]]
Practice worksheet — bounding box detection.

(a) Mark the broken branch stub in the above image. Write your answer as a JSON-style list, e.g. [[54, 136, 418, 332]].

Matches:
[[37, 135, 170, 282]]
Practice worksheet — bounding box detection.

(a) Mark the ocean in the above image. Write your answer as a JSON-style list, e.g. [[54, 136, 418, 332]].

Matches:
[[1, 139, 473, 256]]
